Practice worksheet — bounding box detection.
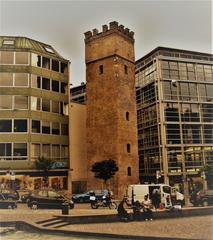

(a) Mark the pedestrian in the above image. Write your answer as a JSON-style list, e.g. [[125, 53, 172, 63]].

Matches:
[[142, 195, 153, 221], [132, 200, 142, 220], [117, 197, 130, 222], [151, 189, 161, 210]]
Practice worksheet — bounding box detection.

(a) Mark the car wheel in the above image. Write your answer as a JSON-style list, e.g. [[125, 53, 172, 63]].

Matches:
[[31, 202, 38, 210], [203, 200, 208, 207]]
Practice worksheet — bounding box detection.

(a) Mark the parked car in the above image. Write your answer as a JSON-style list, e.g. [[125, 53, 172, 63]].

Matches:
[[27, 189, 74, 209], [0, 189, 19, 201], [190, 190, 213, 206], [72, 189, 110, 203], [17, 189, 31, 203], [0, 193, 17, 209]]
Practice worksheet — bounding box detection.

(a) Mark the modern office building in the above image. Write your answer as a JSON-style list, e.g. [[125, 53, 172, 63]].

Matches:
[[136, 47, 213, 191], [0, 36, 70, 190], [70, 83, 86, 104], [85, 22, 139, 197]]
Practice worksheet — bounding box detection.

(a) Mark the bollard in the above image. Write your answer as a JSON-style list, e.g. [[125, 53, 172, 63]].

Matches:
[[61, 202, 69, 215]]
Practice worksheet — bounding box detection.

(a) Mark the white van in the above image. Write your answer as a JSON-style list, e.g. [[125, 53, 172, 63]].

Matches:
[[126, 184, 184, 207]]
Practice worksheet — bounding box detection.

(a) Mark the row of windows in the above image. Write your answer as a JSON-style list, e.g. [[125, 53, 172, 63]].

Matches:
[[32, 120, 68, 135], [162, 81, 213, 102], [0, 95, 67, 115], [165, 103, 213, 123], [166, 124, 213, 144], [161, 61, 213, 81], [0, 73, 68, 93], [0, 119, 68, 135], [0, 142, 68, 161], [136, 83, 156, 105], [0, 51, 68, 74]]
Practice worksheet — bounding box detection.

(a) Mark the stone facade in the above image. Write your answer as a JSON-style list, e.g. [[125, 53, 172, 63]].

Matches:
[[85, 21, 139, 198]]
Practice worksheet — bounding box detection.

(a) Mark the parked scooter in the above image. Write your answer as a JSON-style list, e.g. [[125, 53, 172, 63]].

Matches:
[[90, 194, 117, 209]]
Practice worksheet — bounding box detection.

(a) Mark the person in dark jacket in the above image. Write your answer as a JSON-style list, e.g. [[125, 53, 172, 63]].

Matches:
[[117, 198, 130, 221]]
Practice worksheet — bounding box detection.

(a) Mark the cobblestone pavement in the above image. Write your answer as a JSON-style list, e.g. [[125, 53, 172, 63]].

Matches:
[[0, 204, 213, 239]]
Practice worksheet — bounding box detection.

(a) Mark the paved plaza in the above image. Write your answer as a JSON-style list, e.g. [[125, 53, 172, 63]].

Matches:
[[0, 204, 213, 239]]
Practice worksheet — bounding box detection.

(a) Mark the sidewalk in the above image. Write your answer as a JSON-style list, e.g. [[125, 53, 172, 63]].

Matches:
[[0, 205, 213, 239]]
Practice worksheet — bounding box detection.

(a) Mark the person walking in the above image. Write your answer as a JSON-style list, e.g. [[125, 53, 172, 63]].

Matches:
[[142, 195, 153, 221], [151, 189, 161, 210]]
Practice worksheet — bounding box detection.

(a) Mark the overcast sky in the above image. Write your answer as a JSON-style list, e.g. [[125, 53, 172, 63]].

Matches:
[[0, 0, 212, 86]]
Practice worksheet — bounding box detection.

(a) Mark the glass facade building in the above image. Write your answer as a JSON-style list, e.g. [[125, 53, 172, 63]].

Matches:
[[0, 37, 70, 190], [136, 47, 213, 189]]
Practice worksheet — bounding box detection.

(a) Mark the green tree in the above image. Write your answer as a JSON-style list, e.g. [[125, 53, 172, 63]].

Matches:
[[35, 156, 54, 188], [201, 163, 213, 189], [91, 159, 119, 186]]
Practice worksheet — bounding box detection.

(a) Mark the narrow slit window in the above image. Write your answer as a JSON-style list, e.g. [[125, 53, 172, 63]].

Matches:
[[99, 65, 103, 74], [124, 65, 128, 74], [126, 112, 130, 121], [127, 143, 131, 153], [127, 167, 131, 176]]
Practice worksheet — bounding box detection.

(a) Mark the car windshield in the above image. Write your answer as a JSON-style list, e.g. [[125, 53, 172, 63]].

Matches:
[[163, 186, 171, 194], [48, 191, 60, 198]]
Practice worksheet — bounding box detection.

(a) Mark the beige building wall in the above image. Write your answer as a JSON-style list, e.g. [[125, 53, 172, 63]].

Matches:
[[69, 102, 87, 192]]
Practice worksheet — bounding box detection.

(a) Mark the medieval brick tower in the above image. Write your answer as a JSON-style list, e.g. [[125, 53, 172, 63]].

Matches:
[[85, 21, 139, 198]]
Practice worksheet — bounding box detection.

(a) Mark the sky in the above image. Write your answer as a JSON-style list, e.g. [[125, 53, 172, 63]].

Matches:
[[0, 0, 212, 86]]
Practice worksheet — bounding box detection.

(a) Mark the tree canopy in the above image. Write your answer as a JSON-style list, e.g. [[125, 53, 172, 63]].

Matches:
[[202, 163, 213, 180], [91, 159, 118, 185]]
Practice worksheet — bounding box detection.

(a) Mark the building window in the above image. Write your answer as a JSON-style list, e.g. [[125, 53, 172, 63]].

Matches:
[[44, 46, 54, 54], [15, 52, 28, 65], [31, 53, 41, 67], [31, 97, 41, 111], [14, 96, 28, 109], [99, 65, 103, 74], [52, 145, 60, 159], [42, 121, 50, 134], [61, 62, 68, 74], [31, 143, 40, 160], [61, 145, 68, 160], [14, 73, 28, 86], [127, 143, 131, 153], [14, 119, 27, 132], [42, 56, 50, 69], [52, 100, 60, 113], [0, 73, 13, 86], [42, 144, 50, 158], [0, 51, 14, 64], [124, 65, 128, 74], [0, 120, 12, 132], [0, 143, 12, 160], [52, 122, 60, 135], [61, 82, 67, 94], [0, 95, 12, 109], [61, 123, 68, 135], [52, 80, 60, 92], [32, 120, 40, 133], [3, 40, 15, 45], [127, 167, 131, 176], [13, 143, 27, 160], [42, 99, 50, 112], [52, 59, 59, 72], [31, 75, 41, 88], [126, 112, 130, 121], [42, 77, 50, 90]]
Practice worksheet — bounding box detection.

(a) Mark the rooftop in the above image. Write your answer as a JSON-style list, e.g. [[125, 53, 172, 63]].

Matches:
[[0, 36, 68, 61]]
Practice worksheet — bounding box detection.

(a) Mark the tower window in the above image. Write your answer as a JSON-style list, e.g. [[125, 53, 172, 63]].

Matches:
[[127, 167, 131, 176], [127, 143, 131, 153], [99, 65, 103, 74], [124, 65, 128, 74], [126, 112, 130, 121]]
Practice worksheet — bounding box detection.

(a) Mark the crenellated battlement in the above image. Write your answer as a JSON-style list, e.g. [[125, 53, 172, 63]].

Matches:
[[84, 21, 134, 43]]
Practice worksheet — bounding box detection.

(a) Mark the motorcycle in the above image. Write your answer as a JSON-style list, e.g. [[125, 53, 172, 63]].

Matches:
[[90, 195, 117, 209]]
